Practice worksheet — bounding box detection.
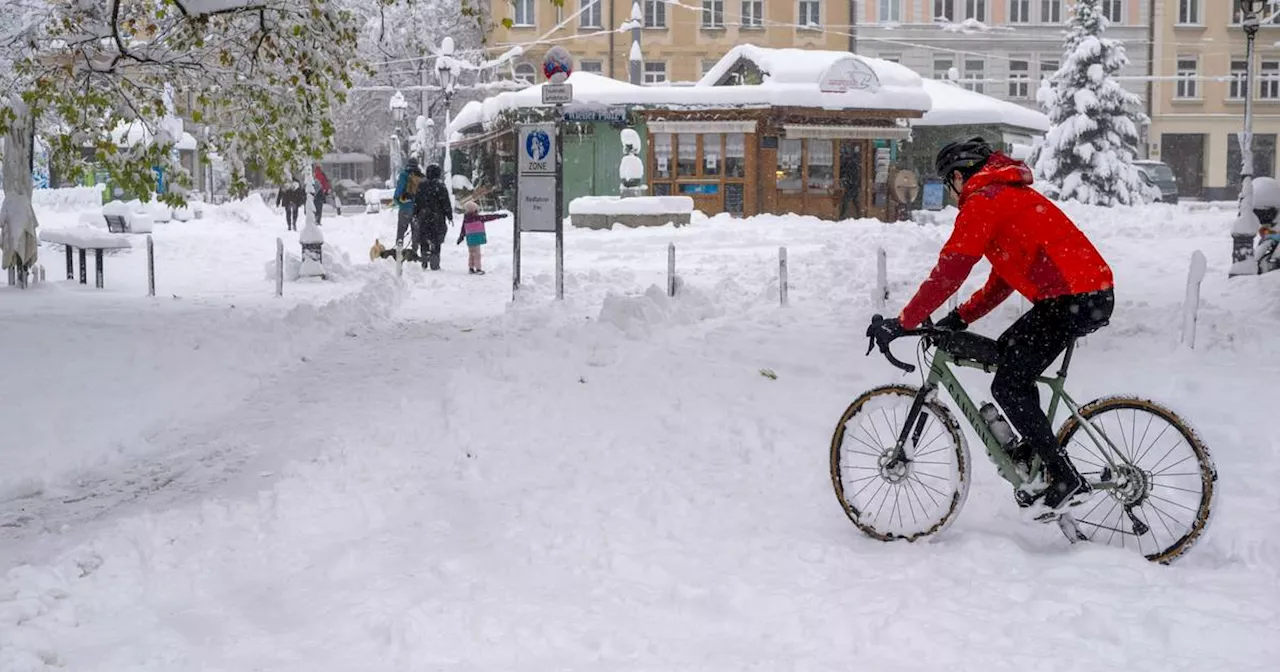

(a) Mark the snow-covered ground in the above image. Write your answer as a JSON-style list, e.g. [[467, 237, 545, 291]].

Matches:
[[1, 198, 1277, 670]]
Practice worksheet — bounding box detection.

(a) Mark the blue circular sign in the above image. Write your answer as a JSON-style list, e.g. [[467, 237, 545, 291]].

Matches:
[[526, 129, 551, 161]]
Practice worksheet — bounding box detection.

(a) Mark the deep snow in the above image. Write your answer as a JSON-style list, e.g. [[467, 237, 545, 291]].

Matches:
[[1, 197, 1277, 670]]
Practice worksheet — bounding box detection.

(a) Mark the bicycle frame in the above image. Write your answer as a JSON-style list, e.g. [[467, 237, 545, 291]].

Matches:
[[891, 341, 1128, 492]]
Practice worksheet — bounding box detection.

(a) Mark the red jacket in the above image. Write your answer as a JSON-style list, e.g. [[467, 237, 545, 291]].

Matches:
[[899, 153, 1113, 329]]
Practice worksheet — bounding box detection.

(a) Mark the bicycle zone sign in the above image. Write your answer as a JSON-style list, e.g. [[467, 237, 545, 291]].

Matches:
[[518, 123, 557, 232]]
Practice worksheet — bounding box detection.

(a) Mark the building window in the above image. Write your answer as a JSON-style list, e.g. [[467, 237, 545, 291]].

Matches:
[[703, 134, 722, 176], [1009, 0, 1030, 23], [1230, 59, 1248, 100], [1101, 0, 1122, 23], [808, 140, 835, 190], [779, 139, 803, 192], [966, 0, 986, 22], [1177, 0, 1199, 25], [513, 0, 535, 26], [726, 134, 746, 177], [1009, 59, 1030, 98], [580, 0, 602, 28], [1263, 61, 1280, 100], [879, 0, 902, 22], [514, 63, 536, 83], [677, 134, 698, 177], [1229, 133, 1277, 187], [963, 59, 985, 94], [1040, 0, 1061, 23], [879, 53, 902, 63], [580, 60, 603, 75], [1040, 58, 1059, 82], [1175, 57, 1198, 99], [701, 59, 718, 77], [653, 133, 672, 179], [799, 0, 821, 27], [644, 62, 667, 84], [742, 0, 764, 26], [934, 57, 955, 81], [644, 0, 666, 27], [934, 0, 956, 21], [702, 0, 725, 27]]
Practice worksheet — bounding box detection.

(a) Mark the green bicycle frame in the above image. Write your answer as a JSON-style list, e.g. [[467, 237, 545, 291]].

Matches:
[[892, 341, 1127, 492]]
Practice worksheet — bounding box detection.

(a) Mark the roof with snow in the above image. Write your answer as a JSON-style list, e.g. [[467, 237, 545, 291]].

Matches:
[[914, 79, 1049, 132]]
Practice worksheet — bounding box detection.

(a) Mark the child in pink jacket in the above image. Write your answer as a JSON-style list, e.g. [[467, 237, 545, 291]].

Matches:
[[457, 201, 503, 275]]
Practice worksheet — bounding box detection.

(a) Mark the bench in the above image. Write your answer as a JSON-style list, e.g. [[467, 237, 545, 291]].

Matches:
[[104, 214, 128, 233], [38, 228, 132, 289]]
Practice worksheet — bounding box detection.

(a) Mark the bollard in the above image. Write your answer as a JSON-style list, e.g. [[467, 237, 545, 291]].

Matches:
[[875, 247, 888, 311], [667, 243, 676, 298], [1182, 250, 1208, 349], [275, 237, 284, 297], [38, 265, 45, 283], [146, 235, 156, 297], [779, 246, 789, 307]]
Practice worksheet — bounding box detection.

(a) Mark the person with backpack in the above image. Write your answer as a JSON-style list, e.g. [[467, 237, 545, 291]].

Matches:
[[392, 157, 424, 251], [413, 163, 453, 270]]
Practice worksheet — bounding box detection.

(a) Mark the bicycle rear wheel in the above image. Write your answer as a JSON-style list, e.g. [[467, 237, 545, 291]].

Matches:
[[830, 385, 971, 541], [1057, 396, 1217, 564]]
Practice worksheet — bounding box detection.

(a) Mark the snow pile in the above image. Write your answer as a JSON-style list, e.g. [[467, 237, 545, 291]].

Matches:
[[570, 195, 693, 216], [1252, 176, 1280, 209], [0, 185, 105, 211], [597, 284, 721, 338], [212, 193, 276, 224], [265, 246, 356, 282]]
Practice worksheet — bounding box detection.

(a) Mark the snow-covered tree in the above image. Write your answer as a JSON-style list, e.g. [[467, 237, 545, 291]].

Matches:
[[1030, 0, 1156, 206], [0, 0, 378, 202]]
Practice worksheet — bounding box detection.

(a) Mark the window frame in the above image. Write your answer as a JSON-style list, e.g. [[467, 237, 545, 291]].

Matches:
[[878, 0, 902, 23], [513, 62, 536, 83], [512, 0, 535, 27], [1261, 60, 1280, 100], [741, 0, 764, 27], [579, 0, 602, 28], [798, 0, 822, 28], [1008, 58, 1031, 99], [1230, 58, 1248, 100], [934, 57, 956, 82], [701, 0, 726, 28], [1100, 0, 1123, 24], [934, 0, 956, 21], [963, 58, 986, 94], [644, 0, 667, 28], [965, 0, 987, 22], [643, 61, 668, 85], [1040, 0, 1061, 24], [1009, 0, 1030, 23], [1177, 0, 1200, 26], [1175, 56, 1200, 100], [579, 59, 604, 75]]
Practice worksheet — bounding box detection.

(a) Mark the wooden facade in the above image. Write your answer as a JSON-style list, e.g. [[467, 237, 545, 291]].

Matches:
[[638, 107, 916, 222]]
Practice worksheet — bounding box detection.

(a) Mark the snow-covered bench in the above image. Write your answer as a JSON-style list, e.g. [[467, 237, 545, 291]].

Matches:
[[38, 227, 132, 288]]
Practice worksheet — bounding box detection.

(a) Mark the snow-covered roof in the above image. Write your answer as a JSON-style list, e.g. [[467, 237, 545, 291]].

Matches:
[[448, 51, 931, 139], [913, 79, 1049, 133]]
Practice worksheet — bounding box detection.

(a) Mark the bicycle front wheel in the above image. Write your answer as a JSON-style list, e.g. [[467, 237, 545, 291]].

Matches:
[[1057, 396, 1217, 564], [830, 385, 971, 542]]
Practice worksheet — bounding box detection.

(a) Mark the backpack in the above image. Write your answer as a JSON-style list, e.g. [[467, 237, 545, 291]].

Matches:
[[404, 172, 423, 200]]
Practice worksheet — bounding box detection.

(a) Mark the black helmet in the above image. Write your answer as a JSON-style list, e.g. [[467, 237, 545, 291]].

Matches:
[[935, 136, 994, 180], [424, 163, 441, 180]]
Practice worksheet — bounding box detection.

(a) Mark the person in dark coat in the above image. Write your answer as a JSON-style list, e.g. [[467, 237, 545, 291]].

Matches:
[[275, 181, 305, 231], [413, 163, 453, 270]]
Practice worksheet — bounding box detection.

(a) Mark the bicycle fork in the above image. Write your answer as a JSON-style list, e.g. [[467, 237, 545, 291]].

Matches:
[[886, 383, 938, 468]]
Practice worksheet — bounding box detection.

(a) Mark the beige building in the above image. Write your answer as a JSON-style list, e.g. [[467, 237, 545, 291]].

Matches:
[[1151, 1, 1280, 199], [485, 0, 854, 85]]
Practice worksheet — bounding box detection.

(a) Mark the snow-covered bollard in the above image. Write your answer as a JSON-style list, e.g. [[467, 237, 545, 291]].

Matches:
[[779, 246, 789, 307], [667, 242, 676, 298], [1182, 250, 1208, 349], [298, 223, 326, 280], [619, 128, 646, 198], [875, 247, 888, 311], [275, 238, 284, 297]]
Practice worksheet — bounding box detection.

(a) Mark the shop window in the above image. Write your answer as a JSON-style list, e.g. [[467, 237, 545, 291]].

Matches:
[[652, 183, 672, 196], [703, 134, 722, 176], [808, 140, 834, 190], [779, 138, 803, 192], [653, 133, 672, 179], [726, 133, 746, 177], [677, 133, 697, 176]]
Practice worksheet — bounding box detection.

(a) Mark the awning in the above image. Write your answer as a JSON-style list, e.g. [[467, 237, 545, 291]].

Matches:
[[450, 126, 513, 149], [782, 124, 911, 140], [648, 120, 757, 134]]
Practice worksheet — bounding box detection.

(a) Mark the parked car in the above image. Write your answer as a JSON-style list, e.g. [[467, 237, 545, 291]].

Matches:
[[1134, 160, 1179, 204]]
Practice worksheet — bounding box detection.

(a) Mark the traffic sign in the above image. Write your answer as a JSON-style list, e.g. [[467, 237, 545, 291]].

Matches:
[[518, 123, 556, 176], [542, 83, 574, 105]]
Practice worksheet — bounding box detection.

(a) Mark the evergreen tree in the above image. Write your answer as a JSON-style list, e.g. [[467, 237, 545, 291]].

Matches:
[[1031, 0, 1156, 206]]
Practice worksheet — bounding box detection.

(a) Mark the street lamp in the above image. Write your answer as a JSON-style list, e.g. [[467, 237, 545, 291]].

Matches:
[[389, 89, 408, 181], [437, 37, 458, 212], [1231, 0, 1267, 276]]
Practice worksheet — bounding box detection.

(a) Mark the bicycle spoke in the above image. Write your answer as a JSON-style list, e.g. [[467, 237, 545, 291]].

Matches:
[[1144, 499, 1183, 540], [1149, 493, 1197, 514], [1152, 453, 1195, 476], [1131, 422, 1173, 467], [1135, 412, 1156, 464], [909, 474, 946, 504], [1152, 482, 1203, 496]]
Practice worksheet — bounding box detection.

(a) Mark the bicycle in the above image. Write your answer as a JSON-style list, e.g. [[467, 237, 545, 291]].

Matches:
[[829, 315, 1217, 564]]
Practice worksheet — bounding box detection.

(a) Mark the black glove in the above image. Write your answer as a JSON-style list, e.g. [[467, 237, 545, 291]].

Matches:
[[866, 316, 905, 345], [936, 309, 968, 332]]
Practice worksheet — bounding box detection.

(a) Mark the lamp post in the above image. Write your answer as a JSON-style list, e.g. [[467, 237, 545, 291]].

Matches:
[[389, 90, 408, 182], [437, 37, 458, 213], [1231, 0, 1267, 277]]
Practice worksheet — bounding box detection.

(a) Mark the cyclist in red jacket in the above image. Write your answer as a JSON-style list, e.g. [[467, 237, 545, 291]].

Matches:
[[869, 137, 1115, 512]]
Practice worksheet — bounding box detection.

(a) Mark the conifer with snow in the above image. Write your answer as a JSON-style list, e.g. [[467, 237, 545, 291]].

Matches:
[[1031, 0, 1156, 206]]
